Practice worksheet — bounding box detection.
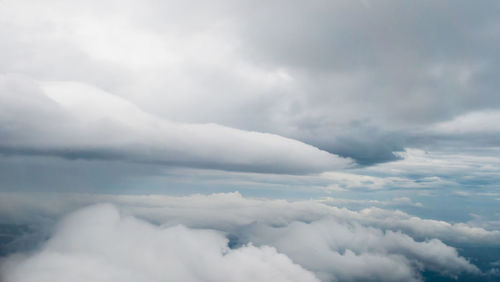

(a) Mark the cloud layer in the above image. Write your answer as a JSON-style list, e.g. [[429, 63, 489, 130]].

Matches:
[[1, 1, 500, 281], [1, 192, 496, 282], [1, 0, 499, 166], [2, 204, 319, 282], [0, 76, 350, 174]]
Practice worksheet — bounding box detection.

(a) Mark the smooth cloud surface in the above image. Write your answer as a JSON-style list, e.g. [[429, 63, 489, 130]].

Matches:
[[1, 0, 499, 165], [0, 76, 350, 174]]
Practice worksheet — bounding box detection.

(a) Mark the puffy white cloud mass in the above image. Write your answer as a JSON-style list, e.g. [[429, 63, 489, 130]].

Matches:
[[1, 192, 492, 282], [1, 204, 319, 282]]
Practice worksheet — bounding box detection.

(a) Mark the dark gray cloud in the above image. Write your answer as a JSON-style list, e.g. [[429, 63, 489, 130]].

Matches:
[[129, 0, 500, 163], [232, 0, 500, 161]]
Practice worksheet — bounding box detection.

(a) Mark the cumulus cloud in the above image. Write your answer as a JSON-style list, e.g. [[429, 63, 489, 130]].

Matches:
[[242, 219, 479, 281], [0, 192, 495, 281], [1, 204, 319, 282], [1, 192, 499, 244]]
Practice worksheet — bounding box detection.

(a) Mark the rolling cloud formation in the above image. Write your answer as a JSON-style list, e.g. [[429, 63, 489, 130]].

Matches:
[[1, 193, 494, 282]]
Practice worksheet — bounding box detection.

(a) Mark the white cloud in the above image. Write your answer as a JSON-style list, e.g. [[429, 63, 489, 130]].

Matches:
[[320, 171, 448, 191], [1, 192, 498, 244], [1, 204, 319, 282], [243, 219, 479, 281], [0, 192, 491, 281], [431, 110, 500, 134], [1, 0, 500, 167], [0, 0, 499, 278], [0, 76, 351, 174], [357, 148, 500, 191], [320, 196, 423, 208]]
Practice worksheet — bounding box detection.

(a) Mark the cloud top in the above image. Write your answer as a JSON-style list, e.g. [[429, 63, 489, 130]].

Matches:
[[2, 204, 319, 282], [0, 193, 490, 281]]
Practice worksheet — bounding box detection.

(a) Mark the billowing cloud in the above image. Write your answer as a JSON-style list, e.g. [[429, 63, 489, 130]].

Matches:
[[242, 219, 479, 281], [2, 192, 499, 244], [1, 204, 319, 282], [1, 1, 499, 281], [1, 192, 496, 281]]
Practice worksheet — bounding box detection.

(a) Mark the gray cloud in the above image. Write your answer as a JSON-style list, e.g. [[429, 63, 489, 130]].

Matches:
[[0, 76, 351, 174], [1, 0, 499, 166], [1, 1, 499, 280]]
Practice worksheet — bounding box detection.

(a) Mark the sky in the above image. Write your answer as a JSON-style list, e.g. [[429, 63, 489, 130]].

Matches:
[[1, 0, 500, 281]]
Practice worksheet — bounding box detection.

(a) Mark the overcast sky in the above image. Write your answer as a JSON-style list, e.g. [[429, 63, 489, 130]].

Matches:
[[1, 1, 500, 281], [1, 0, 499, 189]]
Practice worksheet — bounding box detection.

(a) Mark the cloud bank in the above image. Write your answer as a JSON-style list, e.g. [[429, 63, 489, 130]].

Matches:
[[1, 192, 494, 282], [1, 0, 500, 166], [2, 204, 319, 282], [1, 1, 499, 281], [0, 76, 350, 174]]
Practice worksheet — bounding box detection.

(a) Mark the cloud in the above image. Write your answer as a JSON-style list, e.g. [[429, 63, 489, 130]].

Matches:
[[1, 0, 500, 165], [0, 76, 351, 174], [1, 192, 499, 244], [241, 219, 479, 281], [320, 196, 423, 208], [353, 148, 500, 193], [1, 204, 319, 282], [320, 171, 449, 191], [0, 1, 499, 280], [430, 110, 500, 135], [0, 192, 494, 281]]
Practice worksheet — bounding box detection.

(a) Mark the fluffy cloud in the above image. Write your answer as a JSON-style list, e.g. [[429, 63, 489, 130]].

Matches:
[[0, 192, 495, 281], [1, 204, 319, 282], [242, 219, 479, 281], [1, 192, 499, 244], [1, 1, 500, 279]]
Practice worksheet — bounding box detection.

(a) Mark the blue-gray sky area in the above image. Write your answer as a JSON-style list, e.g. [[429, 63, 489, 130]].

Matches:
[[1, 1, 500, 281]]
